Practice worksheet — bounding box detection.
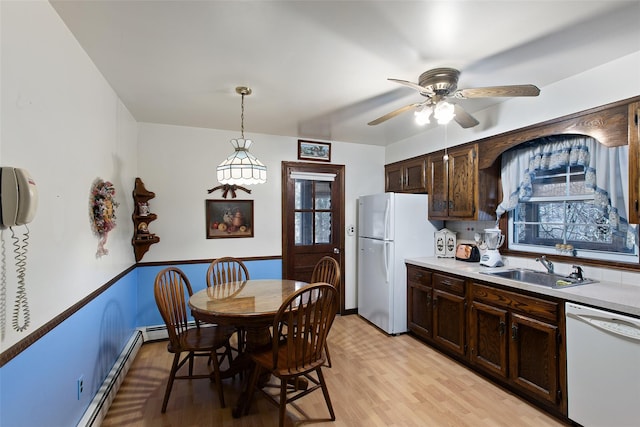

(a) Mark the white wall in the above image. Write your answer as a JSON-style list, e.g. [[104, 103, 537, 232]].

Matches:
[[386, 51, 640, 163], [137, 123, 384, 309], [1, 1, 138, 350]]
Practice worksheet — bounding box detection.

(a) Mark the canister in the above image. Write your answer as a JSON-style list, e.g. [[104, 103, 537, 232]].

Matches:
[[435, 228, 456, 258]]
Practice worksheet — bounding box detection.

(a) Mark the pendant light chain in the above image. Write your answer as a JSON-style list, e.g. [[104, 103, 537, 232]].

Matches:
[[240, 91, 245, 139]]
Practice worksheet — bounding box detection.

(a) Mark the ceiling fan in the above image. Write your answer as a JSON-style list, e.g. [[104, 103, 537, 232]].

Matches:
[[368, 67, 540, 128]]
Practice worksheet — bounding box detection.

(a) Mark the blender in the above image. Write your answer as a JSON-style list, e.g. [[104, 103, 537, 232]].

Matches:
[[479, 228, 505, 267]]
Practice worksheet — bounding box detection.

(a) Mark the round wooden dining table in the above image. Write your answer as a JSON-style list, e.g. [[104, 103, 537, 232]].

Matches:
[[188, 278, 308, 417]]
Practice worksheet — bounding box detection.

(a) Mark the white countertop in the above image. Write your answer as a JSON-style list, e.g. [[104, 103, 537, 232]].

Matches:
[[406, 257, 640, 318]]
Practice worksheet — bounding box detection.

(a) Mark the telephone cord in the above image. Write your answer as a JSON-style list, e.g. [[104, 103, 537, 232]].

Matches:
[[11, 225, 30, 332], [0, 229, 7, 339]]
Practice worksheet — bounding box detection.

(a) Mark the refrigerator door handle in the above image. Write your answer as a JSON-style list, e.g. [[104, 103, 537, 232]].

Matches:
[[384, 241, 391, 283], [384, 199, 391, 240]]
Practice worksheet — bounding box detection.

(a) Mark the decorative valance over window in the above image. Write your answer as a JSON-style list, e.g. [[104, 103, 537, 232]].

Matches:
[[496, 135, 636, 247]]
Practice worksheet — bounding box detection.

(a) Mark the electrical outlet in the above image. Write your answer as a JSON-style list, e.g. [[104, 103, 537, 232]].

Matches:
[[77, 376, 84, 400], [347, 225, 355, 236]]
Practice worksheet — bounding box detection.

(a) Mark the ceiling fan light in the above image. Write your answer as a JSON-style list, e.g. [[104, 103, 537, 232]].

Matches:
[[434, 101, 455, 125], [414, 106, 432, 125]]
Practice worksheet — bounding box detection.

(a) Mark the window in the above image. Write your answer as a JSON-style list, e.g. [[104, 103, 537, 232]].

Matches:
[[498, 136, 638, 263], [294, 179, 332, 245]]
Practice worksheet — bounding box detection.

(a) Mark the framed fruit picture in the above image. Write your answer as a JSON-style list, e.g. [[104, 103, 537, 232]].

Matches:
[[206, 199, 254, 239]]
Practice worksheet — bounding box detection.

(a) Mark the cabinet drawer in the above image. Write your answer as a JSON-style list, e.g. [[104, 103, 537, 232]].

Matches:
[[471, 283, 558, 323], [433, 273, 465, 295], [407, 266, 431, 287]]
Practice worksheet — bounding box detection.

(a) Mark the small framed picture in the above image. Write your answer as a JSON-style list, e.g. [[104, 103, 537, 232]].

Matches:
[[206, 200, 254, 239], [298, 140, 331, 162]]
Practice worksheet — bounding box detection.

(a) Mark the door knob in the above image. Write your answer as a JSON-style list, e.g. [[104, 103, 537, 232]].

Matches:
[[333, 248, 340, 254]]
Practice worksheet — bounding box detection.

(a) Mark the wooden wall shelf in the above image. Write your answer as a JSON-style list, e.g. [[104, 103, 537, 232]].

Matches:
[[131, 177, 159, 262]]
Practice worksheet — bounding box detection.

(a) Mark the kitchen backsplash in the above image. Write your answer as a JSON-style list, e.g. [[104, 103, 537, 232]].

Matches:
[[443, 220, 496, 243]]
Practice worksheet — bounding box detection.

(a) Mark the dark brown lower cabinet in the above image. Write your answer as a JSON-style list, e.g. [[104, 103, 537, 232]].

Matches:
[[509, 313, 558, 404], [406, 264, 566, 418], [469, 301, 508, 378], [433, 273, 466, 356]]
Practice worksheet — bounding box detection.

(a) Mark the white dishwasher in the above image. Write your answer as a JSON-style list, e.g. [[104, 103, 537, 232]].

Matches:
[[566, 302, 640, 427]]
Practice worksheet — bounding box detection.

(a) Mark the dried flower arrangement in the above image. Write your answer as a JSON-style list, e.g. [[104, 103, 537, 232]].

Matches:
[[89, 178, 119, 257]]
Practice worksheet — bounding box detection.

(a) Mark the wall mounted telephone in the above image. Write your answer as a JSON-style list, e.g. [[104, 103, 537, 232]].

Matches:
[[1, 167, 38, 227], [0, 167, 38, 334]]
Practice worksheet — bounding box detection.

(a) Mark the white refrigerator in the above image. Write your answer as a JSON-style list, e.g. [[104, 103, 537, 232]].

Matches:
[[357, 193, 442, 334]]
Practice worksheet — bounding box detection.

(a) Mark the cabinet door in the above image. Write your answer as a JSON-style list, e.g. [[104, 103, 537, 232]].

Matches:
[[385, 164, 403, 193], [433, 289, 466, 356], [448, 145, 476, 218], [402, 157, 427, 193], [469, 301, 508, 379], [427, 153, 448, 218], [629, 102, 640, 224], [509, 313, 559, 405], [407, 283, 432, 340]]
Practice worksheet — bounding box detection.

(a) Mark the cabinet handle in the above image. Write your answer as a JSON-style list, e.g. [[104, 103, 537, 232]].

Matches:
[[448, 201, 454, 210], [498, 321, 506, 337], [441, 280, 453, 286], [511, 323, 518, 340]]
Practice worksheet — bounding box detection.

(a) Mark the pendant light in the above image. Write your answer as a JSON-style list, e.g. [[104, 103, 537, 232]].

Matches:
[[216, 86, 267, 185]]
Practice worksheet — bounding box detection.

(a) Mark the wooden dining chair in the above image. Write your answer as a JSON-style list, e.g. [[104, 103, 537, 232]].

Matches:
[[243, 282, 338, 426], [206, 257, 250, 353], [311, 256, 340, 367], [206, 257, 249, 287], [154, 267, 233, 412]]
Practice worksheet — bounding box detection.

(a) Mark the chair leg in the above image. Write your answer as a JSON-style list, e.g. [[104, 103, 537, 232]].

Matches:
[[279, 376, 288, 427], [161, 353, 181, 413], [243, 363, 263, 416], [210, 348, 226, 408], [324, 342, 332, 368], [316, 368, 335, 420], [188, 351, 194, 376]]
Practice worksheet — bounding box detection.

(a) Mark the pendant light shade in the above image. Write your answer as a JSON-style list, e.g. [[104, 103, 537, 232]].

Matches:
[[216, 87, 267, 185], [217, 138, 267, 185]]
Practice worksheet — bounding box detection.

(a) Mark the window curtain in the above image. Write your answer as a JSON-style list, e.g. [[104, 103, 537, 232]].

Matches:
[[496, 135, 636, 248]]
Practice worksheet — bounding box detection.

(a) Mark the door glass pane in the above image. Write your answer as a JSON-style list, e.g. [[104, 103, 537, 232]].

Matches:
[[295, 180, 313, 209], [315, 181, 332, 209], [315, 212, 331, 243], [295, 212, 313, 245]]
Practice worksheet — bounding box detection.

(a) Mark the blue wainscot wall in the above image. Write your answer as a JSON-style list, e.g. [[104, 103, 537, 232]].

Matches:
[[0, 259, 281, 427]]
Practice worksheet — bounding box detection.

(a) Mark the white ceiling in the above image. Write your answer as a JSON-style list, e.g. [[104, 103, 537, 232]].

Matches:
[[50, 1, 640, 146]]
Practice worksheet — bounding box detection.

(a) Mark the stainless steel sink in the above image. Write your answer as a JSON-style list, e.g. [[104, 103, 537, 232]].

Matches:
[[480, 268, 597, 288]]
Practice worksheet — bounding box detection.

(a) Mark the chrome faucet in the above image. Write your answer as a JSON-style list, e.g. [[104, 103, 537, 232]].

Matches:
[[535, 256, 554, 274]]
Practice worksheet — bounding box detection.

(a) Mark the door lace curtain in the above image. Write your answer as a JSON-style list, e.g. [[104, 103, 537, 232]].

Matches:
[[496, 135, 637, 249]]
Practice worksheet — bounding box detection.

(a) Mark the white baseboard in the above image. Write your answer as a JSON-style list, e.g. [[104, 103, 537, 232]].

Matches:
[[76, 331, 143, 427]]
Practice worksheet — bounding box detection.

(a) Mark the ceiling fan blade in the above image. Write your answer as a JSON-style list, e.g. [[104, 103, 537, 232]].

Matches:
[[388, 78, 435, 96], [453, 104, 480, 128], [367, 101, 427, 126], [454, 84, 540, 99], [367, 102, 424, 126]]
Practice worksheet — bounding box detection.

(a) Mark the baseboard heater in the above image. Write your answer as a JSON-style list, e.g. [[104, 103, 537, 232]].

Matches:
[[142, 321, 196, 341], [76, 330, 143, 427], [76, 322, 193, 426]]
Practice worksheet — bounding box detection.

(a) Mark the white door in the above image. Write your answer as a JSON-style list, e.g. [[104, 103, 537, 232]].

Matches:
[[358, 237, 394, 334]]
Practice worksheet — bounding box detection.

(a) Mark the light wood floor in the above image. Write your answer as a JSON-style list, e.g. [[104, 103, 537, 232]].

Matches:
[[102, 315, 568, 427]]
